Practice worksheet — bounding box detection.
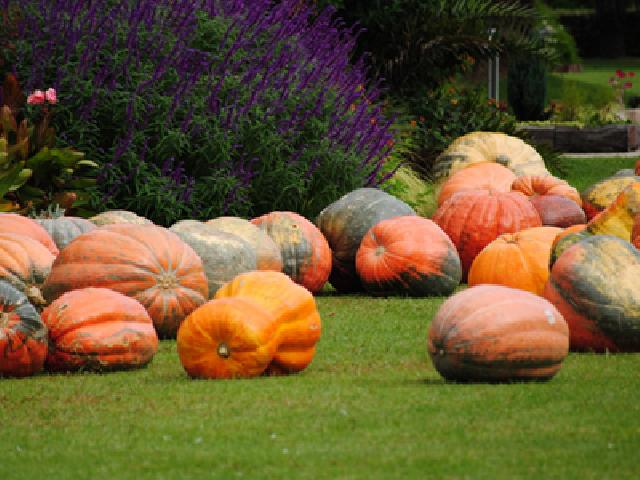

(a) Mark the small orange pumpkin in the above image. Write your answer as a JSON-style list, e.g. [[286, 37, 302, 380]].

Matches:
[[512, 175, 582, 206], [437, 163, 516, 206]]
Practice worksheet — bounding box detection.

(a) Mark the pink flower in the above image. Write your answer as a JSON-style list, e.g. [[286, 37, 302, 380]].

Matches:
[[45, 88, 57, 104], [624, 82, 633, 89], [27, 90, 45, 105], [616, 69, 626, 78]]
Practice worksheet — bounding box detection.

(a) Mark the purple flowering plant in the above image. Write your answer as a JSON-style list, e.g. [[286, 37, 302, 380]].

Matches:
[[5, 0, 396, 225]]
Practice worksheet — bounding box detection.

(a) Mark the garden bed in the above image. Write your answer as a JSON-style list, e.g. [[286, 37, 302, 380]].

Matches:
[[519, 124, 639, 153]]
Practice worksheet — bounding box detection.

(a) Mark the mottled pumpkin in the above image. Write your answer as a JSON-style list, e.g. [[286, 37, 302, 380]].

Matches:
[[0, 213, 59, 256], [529, 194, 586, 228], [436, 162, 516, 206], [544, 235, 640, 352], [581, 174, 640, 220], [468, 226, 561, 295], [170, 220, 257, 297], [42, 224, 208, 339], [433, 132, 550, 182], [355, 216, 461, 296], [42, 288, 158, 372], [251, 211, 331, 293], [315, 188, 416, 292], [215, 271, 321, 375], [0, 233, 55, 307], [432, 190, 542, 278], [35, 216, 96, 250], [177, 297, 280, 379], [205, 216, 283, 272], [89, 210, 153, 226], [632, 214, 640, 249], [511, 175, 582, 206], [0, 280, 48, 377], [428, 285, 569, 382]]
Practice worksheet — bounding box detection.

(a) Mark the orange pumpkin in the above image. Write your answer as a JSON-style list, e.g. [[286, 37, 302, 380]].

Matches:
[[511, 175, 582, 206], [355, 216, 461, 296], [529, 195, 586, 228], [0, 213, 59, 256], [251, 211, 331, 293], [0, 280, 48, 377], [632, 214, 640, 249], [428, 285, 569, 382], [42, 288, 158, 372], [215, 271, 321, 374], [468, 226, 561, 295], [177, 297, 280, 379], [42, 224, 209, 339], [437, 163, 516, 206]]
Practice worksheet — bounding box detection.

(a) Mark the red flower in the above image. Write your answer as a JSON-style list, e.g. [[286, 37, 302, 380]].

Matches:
[[616, 69, 626, 78], [629, 72, 636, 78], [624, 82, 633, 89]]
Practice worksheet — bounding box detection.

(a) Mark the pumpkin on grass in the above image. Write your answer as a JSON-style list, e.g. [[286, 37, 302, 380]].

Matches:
[[355, 216, 461, 296], [0, 213, 59, 256], [0, 280, 48, 377], [428, 285, 569, 382], [42, 288, 158, 372], [42, 224, 208, 339]]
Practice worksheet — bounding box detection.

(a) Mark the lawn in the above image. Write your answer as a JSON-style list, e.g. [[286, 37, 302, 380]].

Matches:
[[2, 157, 640, 480]]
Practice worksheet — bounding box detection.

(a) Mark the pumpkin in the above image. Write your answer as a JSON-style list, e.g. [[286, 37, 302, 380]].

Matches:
[[315, 188, 416, 292], [581, 174, 640, 220], [42, 224, 208, 339], [34, 216, 96, 250], [432, 190, 542, 278], [0, 233, 55, 307], [0, 213, 59, 256], [0, 280, 48, 377], [528, 194, 586, 228], [436, 162, 516, 207], [170, 220, 257, 297], [432, 132, 550, 182], [354, 216, 461, 296], [511, 175, 582, 206], [632, 214, 640, 249], [42, 288, 158, 372], [251, 211, 331, 293], [544, 235, 640, 352], [468, 226, 561, 295], [428, 285, 569, 382], [89, 210, 153, 226], [205, 216, 283, 272], [177, 297, 280, 379], [215, 271, 321, 374]]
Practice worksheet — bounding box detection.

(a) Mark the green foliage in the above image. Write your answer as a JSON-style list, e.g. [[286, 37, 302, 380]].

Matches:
[[507, 54, 549, 120], [535, 0, 581, 66]]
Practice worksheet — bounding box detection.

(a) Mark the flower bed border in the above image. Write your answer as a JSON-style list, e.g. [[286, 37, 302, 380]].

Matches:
[[518, 124, 639, 153]]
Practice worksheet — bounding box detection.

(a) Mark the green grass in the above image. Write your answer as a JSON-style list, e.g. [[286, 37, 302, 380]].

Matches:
[[558, 155, 639, 192]]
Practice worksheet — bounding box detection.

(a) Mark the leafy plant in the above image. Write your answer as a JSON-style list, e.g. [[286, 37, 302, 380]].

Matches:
[[507, 54, 549, 121]]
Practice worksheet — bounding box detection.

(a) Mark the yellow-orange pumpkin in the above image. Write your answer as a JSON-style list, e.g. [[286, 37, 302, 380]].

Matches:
[[437, 162, 516, 206]]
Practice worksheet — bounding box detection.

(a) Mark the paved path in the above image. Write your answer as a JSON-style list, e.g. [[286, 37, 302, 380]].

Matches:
[[561, 151, 640, 158]]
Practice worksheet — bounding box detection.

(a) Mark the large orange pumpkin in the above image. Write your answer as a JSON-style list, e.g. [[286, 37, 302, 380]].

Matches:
[[468, 226, 561, 295], [511, 175, 582, 206], [0, 213, 59, 256], [42, 288, 158, 372], [42, 224, 209, 339], [436, 162, 516, 206], [432, 190, 542, 278], [215, 271, 321, 375], [428, 285, 569, 382], [355, 216, 461, 296], [544, 235, 640, 352], [251, 211, 331, 293], [177, 297, 280, 379], [0, 280, 48, 377]]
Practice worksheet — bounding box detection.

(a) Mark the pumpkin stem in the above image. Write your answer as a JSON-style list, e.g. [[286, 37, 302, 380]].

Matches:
[[217, 342, 230, 358], [0, 312, 9, 328], [25, 285, 46, 308]]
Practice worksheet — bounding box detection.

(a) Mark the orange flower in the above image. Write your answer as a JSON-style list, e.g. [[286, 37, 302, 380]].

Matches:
[[350, 103, 356, 112], [410, 119, 417, 128], [386, 139, 395, 147], [450, 98, 459, 105], [370, 117, 377, 125]]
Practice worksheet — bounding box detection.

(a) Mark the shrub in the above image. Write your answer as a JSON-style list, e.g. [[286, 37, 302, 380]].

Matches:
[[7, 1, 395, 225], [507, 54, 548, 121]]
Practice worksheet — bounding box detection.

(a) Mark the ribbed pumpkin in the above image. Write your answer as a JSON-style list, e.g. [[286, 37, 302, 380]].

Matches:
[[436, 162, 516, 206], [428, 285, 569, 382], [0, 280, 48, 377], [205, 216, 283, 272], [632, 214, 640, 249], [89, 210, 153, 226], [468, 226, 561, 295], [511, 175, 582, 206], [0, 213, 59, 256], [251, 211, 331, 293], [529, 194, 586, 228], [177, 297, 280, 379], [315, 188, 416, 292], [42, 224, 208, 339], [432, 132, 550, 182], [42, 288, 158, 372], [170, 220, 257, 297], [544, 235, 640, 352], [215, 271, 321, 375], [581, 174, 640, 220], [432, 190, 542, 278], [0, 233, 55, 308], [35, 216, 96, 250], [355, 216, 461, 296]]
